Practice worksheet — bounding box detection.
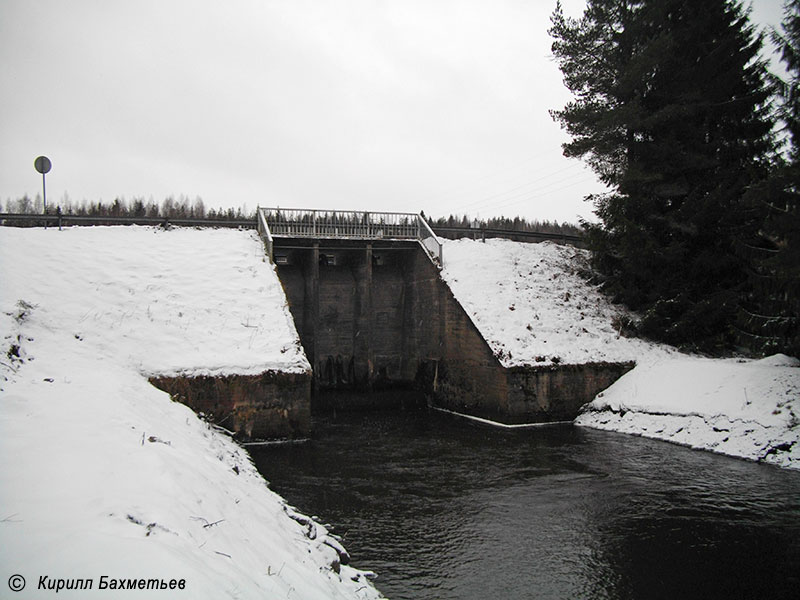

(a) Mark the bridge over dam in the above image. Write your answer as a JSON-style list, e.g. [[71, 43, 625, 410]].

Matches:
[[253, 207, 632, 429]]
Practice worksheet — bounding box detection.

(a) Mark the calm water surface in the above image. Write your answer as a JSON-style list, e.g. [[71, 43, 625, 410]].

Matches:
[[250, 409, 800, 600]]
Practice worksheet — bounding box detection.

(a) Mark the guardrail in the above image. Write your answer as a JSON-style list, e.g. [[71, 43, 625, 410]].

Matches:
[[257, 207, 443, 265], [0, 213, 256, 229], [432, 225, 584, 247], [0, 212, 583, 253]]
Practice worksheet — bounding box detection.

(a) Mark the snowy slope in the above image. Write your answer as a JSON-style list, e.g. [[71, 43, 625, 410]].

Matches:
[[1, 226, 308, 377], [440, 237, 671, 367], [576, 354, 800, 470], [0, 226, 381, 599]]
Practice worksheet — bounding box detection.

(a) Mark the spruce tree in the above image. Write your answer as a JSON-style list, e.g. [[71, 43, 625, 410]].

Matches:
[[550, 0, 776, 351], [740, 0, 800, 355], [773, 0, 800, 158]]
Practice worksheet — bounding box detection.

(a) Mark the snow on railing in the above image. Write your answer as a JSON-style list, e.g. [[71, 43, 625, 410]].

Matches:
[[257, 207, 442, 265]]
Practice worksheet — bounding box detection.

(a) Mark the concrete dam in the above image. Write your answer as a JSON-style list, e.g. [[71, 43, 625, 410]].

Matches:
[[254, 208, 631, 434], [151, 208, 632, 440]]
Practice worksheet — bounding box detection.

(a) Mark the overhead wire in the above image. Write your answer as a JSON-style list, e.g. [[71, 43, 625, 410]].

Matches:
[[454, 161, 587, 214], [423, 145, 605, 220], [424, 147, 566, 207], [486, 177, 600, 214], [485, 169, 597, 207]]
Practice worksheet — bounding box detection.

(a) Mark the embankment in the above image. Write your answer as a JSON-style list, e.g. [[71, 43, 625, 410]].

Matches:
[[0, 226, 380, 599]]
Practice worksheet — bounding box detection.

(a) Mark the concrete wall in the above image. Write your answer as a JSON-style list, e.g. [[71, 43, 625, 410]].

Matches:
[[273, 239, 632, 423], [149, 370, 311, 441], [505, 362, 635, 423], [402, 246, 510, 421]]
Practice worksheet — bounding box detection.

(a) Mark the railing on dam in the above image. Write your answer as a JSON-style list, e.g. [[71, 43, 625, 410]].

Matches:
[[257, 207, 443, 265]]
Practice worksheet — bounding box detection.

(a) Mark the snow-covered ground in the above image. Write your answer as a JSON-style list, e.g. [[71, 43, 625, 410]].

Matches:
[[1, 226, 308, 378], [0, 226, 381, 599], [440, 237, 673, 367], [576, 354, 800, 469], [441, 237, 799, 470], [2, 227, 797, 600]]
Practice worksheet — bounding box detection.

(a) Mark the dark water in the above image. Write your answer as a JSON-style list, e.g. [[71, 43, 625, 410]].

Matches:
[[250, 409, 800, 600]]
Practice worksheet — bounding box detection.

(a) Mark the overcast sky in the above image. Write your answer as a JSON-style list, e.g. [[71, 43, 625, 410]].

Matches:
[[0, 0, 788, 224]]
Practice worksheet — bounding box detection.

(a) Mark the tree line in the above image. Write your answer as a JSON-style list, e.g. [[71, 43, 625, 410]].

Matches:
[[550, 0, 799, 356], [3, 195, 583, 237], [2, 194, 254, 221], [425, 213, 583, 236]]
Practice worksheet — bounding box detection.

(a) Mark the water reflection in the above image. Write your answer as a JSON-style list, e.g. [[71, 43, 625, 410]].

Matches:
[[250, 410, 800, 600]]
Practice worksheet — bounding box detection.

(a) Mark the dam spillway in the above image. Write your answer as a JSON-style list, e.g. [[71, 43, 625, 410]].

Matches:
[[259, 208, 633, 425]]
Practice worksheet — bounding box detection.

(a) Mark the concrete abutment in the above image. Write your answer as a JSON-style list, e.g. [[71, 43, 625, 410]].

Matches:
[[149, 370, 311, 441]]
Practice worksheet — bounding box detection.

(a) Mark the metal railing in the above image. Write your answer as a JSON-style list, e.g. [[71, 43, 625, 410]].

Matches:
[[257, 207, 443, 265], [419, 217, 443, 264], [432, 225, 584, 247], [0, 212, 256, 229], [256, 209, 274, 261]]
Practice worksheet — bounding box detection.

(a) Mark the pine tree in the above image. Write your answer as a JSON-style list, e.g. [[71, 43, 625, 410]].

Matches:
[[550, 0, 776, 351]]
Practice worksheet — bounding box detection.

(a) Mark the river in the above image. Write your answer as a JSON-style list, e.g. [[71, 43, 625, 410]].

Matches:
[[250, 408, 800, 600]]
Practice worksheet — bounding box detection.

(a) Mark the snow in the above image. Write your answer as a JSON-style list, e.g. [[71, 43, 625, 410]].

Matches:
[[0, 226, 381, 599], [576, 354, 800, 470], [440, 237, 799, 470], [2, 226, 797, 598], [1, 226, 309, 378], [440, 237, 673, 367]]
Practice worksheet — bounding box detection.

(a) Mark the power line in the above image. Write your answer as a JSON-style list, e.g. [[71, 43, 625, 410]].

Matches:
[[424, 148, 565, 206], [480, 175, 600, 214], [454, 161, 586, 213]]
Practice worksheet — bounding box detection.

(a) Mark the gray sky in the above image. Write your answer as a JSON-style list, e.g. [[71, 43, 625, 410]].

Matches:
[[0, 0, 788, 224]]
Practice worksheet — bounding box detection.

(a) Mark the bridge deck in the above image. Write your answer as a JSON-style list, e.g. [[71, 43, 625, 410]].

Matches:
[[257, 207, 442, 265]]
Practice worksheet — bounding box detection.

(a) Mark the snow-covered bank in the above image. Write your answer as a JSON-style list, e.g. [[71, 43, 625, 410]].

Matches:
[[440, 238, 672, 367], [1, 226, 308, 378], [0, 226, 381, 599], [441, 237, 799, 470], [576, 354, 800, 470]]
